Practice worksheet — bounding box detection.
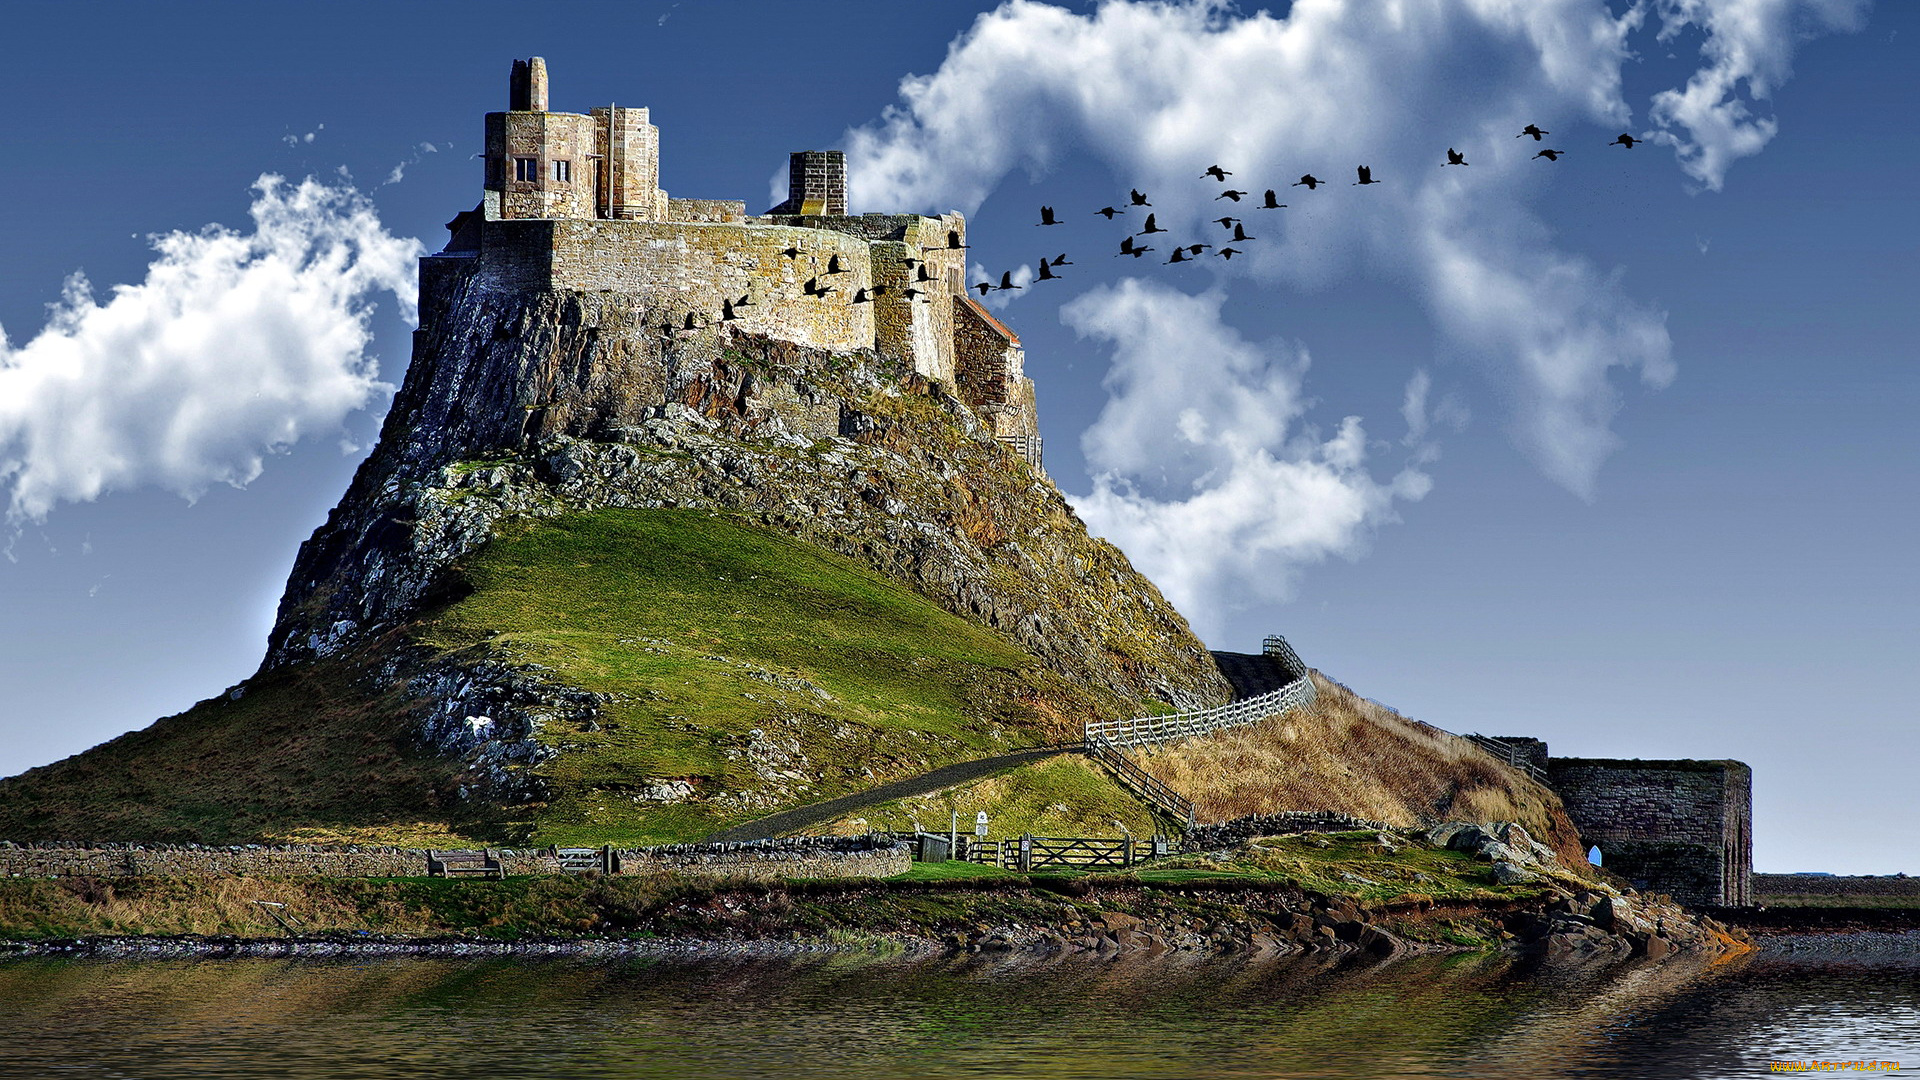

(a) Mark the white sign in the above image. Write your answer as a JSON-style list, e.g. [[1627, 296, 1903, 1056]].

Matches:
[[974, 811, 989, 837]]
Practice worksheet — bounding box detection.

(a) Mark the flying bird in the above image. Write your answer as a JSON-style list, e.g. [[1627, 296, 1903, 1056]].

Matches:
[[973, 280, 994, 296], [1611, 133, 1640, 149], [804, 276, 836, 298], [916, 264, 934, 282], [1231, 223, 1255, 242], [995, 270, 1022, 291], [1167, 248, 1192, 264], [721, 298, 741, 321], [900, 287, 929, 302], [1035, 260, 1060, 281], [1202, 165, 1232, 181], [1292, 174, 1324, 190], [1129, 189, 1151, 206], [901, 255, 924, 269], [1216, 189, 1249, 202], [682, 312, 703, 331], [1116, 235, 1153, 258], [1185, 243, 1211, 256], [1519, 124, 1549, 141], [1260, 190, 1287, 209], [1139, 213, 1167, 234], [1213, 216, 1240, 229], [778, 246, 804, 260], [1355, 165, 1379, 185], [1037, 205, 1060, 226], [924, 229, 968, 251], [1534, 148, 1565, 161], [825, 254, 848, 275], [1216, 246, 1243, 260], [1444, 148, 1468, 166], [1049, 253, 1073, 267], [1095, 205, 1124, 219], [851, 287, 880, 304]]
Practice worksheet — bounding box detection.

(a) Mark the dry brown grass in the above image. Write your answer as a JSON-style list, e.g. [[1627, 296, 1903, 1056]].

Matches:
[[1131, 671, 1588, 865]]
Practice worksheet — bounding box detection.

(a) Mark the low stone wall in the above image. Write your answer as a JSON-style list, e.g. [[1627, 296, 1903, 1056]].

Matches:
[[1186, 812, 1391, 850], [0, 838, 907, 882], [622, 837, 909, 882], [1754, 873, 1920, 899]]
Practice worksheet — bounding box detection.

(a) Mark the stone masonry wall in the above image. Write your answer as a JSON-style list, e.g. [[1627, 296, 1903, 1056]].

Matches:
[[1547, 758, 1752, 906], [533, 219, 879, 354], [0, 839, 909, 882], [487, 111, 599, 221], [667, 199, 747, 224], [760, 212, 968, 386]]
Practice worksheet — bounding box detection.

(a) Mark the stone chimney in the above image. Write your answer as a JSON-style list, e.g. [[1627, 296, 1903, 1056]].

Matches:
[[509, 57, 550, 112]]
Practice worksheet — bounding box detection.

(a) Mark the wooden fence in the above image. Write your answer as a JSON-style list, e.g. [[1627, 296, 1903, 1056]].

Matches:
[[1083, 651, 1317, 749], [1085, 736, 1197, 826], [961, 834, 1169, 872]]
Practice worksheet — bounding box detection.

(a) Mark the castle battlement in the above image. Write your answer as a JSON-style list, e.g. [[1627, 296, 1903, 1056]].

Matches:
[[428, 58, 1039, 466]]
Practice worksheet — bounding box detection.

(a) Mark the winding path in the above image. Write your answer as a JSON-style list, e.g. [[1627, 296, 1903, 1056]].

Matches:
[[701, 745, 1079, 843], [703, 645, 1309, 841]]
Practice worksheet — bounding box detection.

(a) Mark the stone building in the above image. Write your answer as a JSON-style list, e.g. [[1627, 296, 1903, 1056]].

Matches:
[[1478, 738, 1753, 906], [440, 57, 1040, 468]]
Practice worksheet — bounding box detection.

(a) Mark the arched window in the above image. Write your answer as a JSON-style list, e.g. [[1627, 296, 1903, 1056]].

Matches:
[[1587, 845, 1603, 866]]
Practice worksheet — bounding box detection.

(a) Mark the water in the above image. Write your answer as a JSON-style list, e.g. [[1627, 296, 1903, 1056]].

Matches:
[[1, 940, 1916, 1078]]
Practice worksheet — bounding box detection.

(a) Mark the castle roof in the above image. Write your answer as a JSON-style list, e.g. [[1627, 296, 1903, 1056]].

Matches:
[[957, 294, 1022, 347]]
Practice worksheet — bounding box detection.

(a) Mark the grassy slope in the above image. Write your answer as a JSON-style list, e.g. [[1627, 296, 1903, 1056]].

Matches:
[[420, 508, 1105, 845], [809, 755, 1165, 839], [0, 656, 473, 846], [0, 508, 1128, 846], [1130, 672, 1590, 865]]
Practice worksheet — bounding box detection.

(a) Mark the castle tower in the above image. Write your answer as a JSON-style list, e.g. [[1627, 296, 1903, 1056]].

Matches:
[[484, 59, 667, 223], [485, 58, 597, 220], [591, 106, 667, 221]]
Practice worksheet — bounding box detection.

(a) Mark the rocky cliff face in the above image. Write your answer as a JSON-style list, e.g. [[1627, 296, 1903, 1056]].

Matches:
[[270, 280, 1231, 736]]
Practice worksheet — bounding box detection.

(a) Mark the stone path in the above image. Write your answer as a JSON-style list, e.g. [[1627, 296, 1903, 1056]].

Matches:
[[701, 745, 1079, 843]]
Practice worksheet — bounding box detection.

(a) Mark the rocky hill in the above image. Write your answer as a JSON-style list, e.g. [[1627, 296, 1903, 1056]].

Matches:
[[0, 281, 1232, 845]]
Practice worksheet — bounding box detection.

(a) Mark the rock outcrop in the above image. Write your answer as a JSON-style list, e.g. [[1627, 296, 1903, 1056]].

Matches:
[[268, 284, 1229, 717]]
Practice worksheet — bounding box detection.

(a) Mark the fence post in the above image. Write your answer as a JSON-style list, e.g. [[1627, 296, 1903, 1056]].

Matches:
[[1019, 835, 1032, 873]]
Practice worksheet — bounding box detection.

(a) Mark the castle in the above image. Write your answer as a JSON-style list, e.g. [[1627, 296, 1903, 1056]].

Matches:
[[430, 57, 1042, 468]]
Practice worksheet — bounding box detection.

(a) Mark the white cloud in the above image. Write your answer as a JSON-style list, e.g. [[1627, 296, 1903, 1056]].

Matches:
[[1062, 280, 1430, 634], [0, 175, 421, 524], [1648, 0, 1869, 190], [844, 0, 1851, 503]]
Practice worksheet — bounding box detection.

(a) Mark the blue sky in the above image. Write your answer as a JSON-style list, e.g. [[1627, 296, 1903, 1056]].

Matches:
[[1, 1, 1913, 873]]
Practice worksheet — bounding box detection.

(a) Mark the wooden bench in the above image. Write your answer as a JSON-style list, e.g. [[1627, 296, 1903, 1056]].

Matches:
[[425, 849, 506, 879]]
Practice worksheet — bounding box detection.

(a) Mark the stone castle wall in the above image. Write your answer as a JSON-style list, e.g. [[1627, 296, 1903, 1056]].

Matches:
[[0, 839, 909, 882]]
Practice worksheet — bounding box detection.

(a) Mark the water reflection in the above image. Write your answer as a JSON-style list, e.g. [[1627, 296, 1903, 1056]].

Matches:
[[1, 943, 1915, 1079]]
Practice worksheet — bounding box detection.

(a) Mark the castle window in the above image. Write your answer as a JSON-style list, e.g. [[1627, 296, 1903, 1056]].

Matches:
[[552, 159, 572, 184], [513, 157, 539, 183]]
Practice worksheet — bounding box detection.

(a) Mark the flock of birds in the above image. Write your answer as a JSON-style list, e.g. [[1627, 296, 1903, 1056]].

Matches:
[[658, 124, 1644, 333]]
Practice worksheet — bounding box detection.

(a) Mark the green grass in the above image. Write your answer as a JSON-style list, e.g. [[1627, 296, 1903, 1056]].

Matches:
[[0, 656, 479, 846], [1131, 831, 1542, 907], [887, 862, 1022, 883], [810, 755, 1166, 839], [418, 508, 1088, 845], [0, 507, 1165, 848]]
